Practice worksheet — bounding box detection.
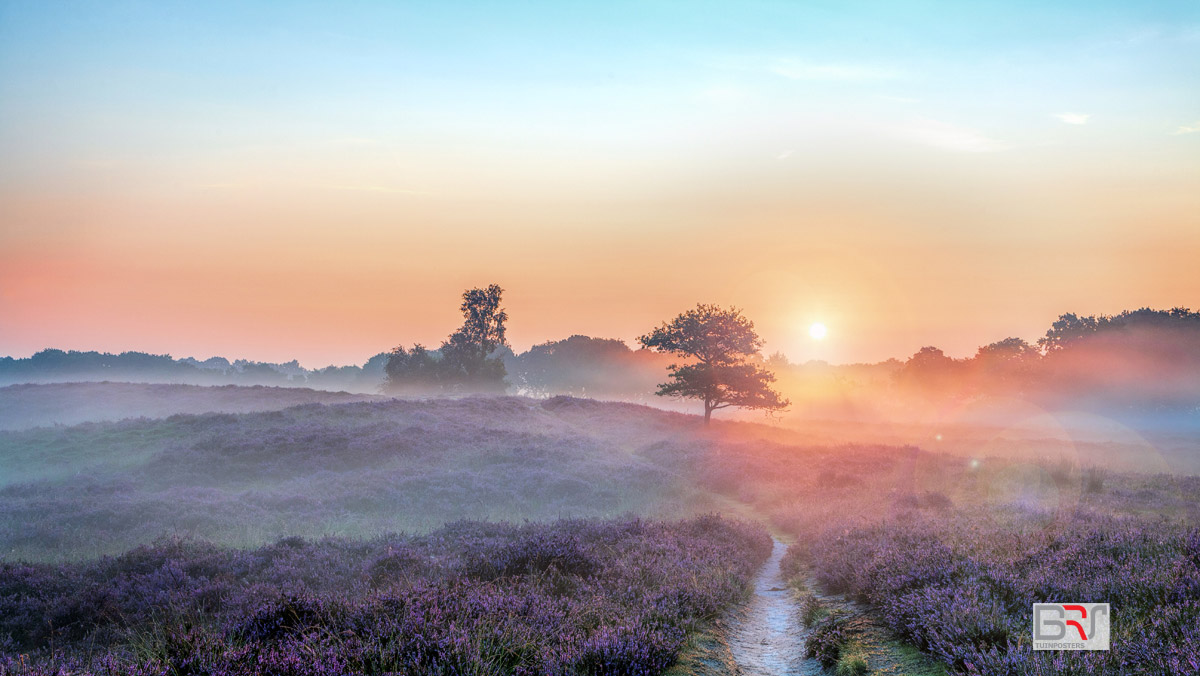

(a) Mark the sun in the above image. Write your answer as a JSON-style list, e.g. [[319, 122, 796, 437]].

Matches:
[[809, 322, 828, 340]]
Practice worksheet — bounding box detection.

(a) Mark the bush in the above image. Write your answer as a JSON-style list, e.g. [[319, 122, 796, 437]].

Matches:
[[805, 612, 851, 666], [233, 594, 339, 644], [465, 527, 596, 580], [797, 590, 826, 627]]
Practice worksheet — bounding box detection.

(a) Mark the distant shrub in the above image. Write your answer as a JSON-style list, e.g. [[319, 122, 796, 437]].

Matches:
[[274, 535, 308, 549], [895, 491, 952, 511], [922, 491, 953, 510], [541, 395, 604, 411], [1048, 460, 1076, 489], [1083, 467, 1105, 493]]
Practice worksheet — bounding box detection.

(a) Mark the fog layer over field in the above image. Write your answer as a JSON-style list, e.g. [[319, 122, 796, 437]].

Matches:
[[3, 382, 1200, 673], [0, 395, 721, 560], [0, 383, 383, 431], [5, 311, 1199, 467], [4, 384, 1198, 563]]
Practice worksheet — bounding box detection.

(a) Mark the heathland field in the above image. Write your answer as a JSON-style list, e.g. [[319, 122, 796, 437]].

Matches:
[[2, 383, 1200, 674], [0, 382, 383, 431], [0, 392, 720, 560]]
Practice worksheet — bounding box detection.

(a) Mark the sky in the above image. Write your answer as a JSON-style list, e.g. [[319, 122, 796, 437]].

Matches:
[[1, 1, 1198, 367]]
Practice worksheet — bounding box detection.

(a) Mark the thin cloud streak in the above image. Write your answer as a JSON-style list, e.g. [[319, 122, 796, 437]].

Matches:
[[1055, 113, 1090, 125], [893, 118, 1008, 153]]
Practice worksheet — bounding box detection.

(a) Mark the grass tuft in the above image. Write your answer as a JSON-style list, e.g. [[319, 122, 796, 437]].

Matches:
[[836, 651, 869, 675]]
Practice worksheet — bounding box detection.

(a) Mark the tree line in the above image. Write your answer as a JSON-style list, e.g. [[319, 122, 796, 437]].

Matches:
[[0, 350, 391, 390], [5, 295, 1198, 421], [382, 285, 788, 423], [894, 307, 1200, 409]]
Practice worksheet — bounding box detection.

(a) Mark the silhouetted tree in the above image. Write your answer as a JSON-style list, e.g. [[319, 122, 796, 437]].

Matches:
[[1040, 308, 1200, 353], [1037, 313, 1101, 353], [233, 360, 289, 385], [384, 284, 509, 394], [1035, 307, 1200, 409], [505, 335, 668, 398], [973, 337, 1040, 392], [441, 284, 508, 390], [453, 285, 508, 355], [896, 346, 967, 397], [900, 346, 954, 374], [639, 304, 788, 424], [384, 344, 442, 392], [976, 337, 1039, 362]]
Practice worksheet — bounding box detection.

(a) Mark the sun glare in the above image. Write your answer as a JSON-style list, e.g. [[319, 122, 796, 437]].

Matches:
[[809, 322, 828, 340]]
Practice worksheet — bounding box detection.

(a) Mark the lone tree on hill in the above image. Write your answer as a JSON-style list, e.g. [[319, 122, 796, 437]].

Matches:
[[441, 284, 508, 386], [639, 304, 789, 424], [385, 284, 509, 394]]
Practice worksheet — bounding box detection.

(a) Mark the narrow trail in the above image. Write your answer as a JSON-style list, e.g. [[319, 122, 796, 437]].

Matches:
[[725, 539, 946, 676], [726, 539, 825, 675]]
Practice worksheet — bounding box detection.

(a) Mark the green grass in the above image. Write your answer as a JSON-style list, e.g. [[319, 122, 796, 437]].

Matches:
[[836, 651, 869, 675]]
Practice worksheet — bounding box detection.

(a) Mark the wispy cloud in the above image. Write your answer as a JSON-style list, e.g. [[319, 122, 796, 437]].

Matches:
[[776, 150, 793, 160], [1173, 120, 1200, 135], [1055, 113, 1090, 125], [894, 118, 1008, 153], [770, 58, 900, 82]]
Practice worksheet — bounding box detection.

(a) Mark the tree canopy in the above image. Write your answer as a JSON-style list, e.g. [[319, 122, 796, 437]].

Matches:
[[385, 284, 509, 394], [1039, 307, 1200, 353], [504, 335, 668, 398], [639, 304, 788, 423]]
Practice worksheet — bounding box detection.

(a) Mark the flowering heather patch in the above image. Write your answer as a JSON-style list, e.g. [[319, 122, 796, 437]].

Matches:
[[804, 612, 852, 666], [785, 506, 1200, 675], [0, 515, 770, 675]]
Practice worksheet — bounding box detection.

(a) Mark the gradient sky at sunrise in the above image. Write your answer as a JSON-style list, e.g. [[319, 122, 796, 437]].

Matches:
[[2, 1, 1198, 367]]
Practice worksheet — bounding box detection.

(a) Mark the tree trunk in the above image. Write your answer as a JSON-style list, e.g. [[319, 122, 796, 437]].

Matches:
[[703, 401, 713, 424]]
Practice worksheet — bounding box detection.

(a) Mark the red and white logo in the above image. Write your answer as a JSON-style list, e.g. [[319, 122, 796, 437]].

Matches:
[[1033, 603, 1110, 650]]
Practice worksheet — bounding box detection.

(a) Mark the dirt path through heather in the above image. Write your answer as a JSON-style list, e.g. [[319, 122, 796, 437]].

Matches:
[[726, 539, 826, 675], [725, 538, 947, 676]]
